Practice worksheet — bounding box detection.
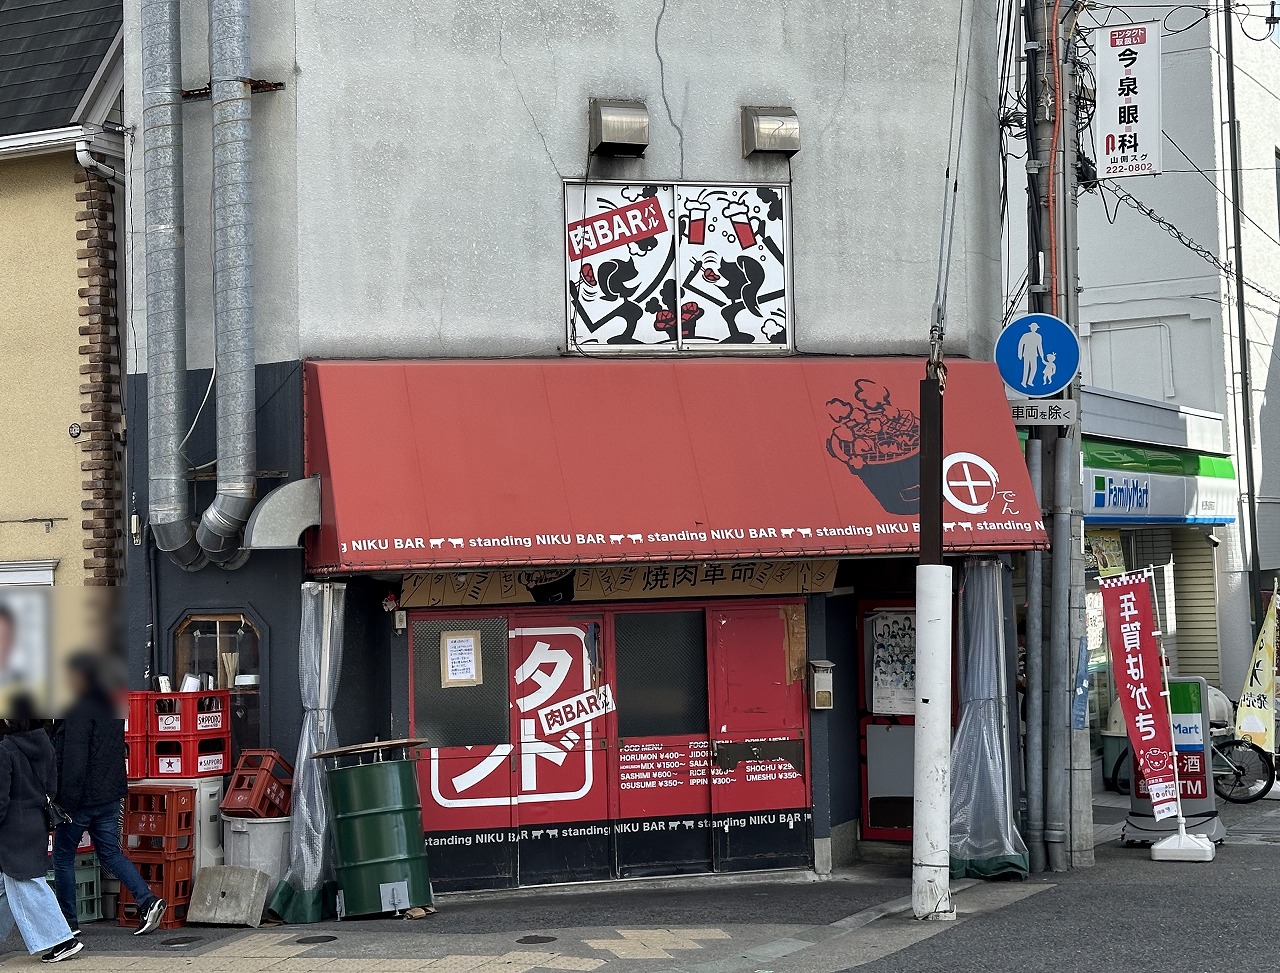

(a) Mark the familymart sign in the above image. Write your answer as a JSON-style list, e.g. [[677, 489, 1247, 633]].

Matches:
[[1085, 467, 1234, 524]]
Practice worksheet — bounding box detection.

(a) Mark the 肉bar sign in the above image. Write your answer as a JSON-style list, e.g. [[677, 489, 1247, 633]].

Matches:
[[565, 183, 790, 349], [1100, 570, 1178, 820]]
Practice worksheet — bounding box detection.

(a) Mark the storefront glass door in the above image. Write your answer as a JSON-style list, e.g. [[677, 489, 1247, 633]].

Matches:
[[508, 617, 614, 884]]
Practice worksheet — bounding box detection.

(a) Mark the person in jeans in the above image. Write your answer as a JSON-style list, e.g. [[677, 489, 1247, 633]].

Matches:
[[0, 710, 83, 963], [51, 655, 165, 937]]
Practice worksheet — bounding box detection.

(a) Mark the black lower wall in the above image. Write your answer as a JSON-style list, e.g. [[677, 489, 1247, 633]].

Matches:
[[125, 362, 306, 756]]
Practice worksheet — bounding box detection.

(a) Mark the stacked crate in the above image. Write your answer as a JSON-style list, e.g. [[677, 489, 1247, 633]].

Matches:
[[117, 784, 195, 930], [125, 692, 149, 780], [46, 852, 101, 927], [220, 750, 294, 818], [148, 690, 231, 778]]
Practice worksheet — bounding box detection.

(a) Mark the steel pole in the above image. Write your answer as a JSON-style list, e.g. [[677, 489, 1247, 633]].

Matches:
[[1222, 0, 1265, 635]]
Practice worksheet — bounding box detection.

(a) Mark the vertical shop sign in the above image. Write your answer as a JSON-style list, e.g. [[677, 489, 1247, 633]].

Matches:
[[1235, 582, 1277, 751], [1094, 23, 1162, 177], [1100, 570, 1178, 820]]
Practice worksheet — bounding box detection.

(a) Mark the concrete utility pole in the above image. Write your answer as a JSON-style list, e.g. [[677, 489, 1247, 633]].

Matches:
[[914, 367, 955, 920], [1024, 0, 1088, 872]]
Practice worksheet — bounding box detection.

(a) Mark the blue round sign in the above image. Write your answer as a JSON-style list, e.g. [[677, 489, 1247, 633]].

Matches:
[[994, 313, 1080, 398]]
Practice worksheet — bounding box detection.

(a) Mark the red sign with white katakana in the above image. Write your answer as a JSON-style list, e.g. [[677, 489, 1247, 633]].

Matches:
[[1101, 571, 1178, 820]]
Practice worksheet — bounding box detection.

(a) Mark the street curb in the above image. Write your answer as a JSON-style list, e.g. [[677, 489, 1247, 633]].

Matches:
[[827, 879, 979, 931], [440, 866, 906, 903]]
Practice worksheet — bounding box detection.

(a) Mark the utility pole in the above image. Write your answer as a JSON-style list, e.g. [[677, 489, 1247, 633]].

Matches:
[[1020, 0, 1048, 875], [913, 359, 955, 920], [1222, 0, 1265, 637], [1024, 0, 1086, 872]]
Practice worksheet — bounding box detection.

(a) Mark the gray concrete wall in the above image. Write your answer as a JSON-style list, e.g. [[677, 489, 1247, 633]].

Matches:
[[124, 0, 1005, 368]]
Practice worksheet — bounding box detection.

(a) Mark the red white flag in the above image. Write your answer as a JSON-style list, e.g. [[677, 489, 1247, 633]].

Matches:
[[1100, 571, 1179, 821]]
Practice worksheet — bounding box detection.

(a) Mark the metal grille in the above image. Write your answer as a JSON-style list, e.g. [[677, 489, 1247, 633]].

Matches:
[[614, 611, 708, 737], [411, 617, 510, 746]]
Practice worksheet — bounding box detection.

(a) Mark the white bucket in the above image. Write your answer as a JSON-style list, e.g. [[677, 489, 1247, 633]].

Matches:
[[221, 814, 291, 889]]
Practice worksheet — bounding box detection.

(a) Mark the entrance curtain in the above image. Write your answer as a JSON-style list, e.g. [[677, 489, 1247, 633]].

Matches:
[[269, 582, 346, 922], [950, 559, 1028, 879]]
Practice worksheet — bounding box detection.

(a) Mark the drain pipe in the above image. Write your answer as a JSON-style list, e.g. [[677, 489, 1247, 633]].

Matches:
[[1045, 433, 1072, 871], [1024, 435, 1046, 873], [142, 0, 205, 571], [76, 140, 124, 187], [196, 0, 257, 566]]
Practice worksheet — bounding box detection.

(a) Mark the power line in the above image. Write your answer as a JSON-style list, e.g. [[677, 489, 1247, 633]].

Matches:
[[1163, 130, 1280, 252], [1100, 180, 1280, 304]]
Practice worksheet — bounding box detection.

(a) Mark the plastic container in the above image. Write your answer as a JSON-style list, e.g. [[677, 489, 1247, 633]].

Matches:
[[125, 784, 196, 837], [46, 853, 101, 925], [149, 690, 230, 736], [221, 750, 294, 818], [150, 733, 228, 778], [326, 758, 432, 918], [222, 814, 292, 890]]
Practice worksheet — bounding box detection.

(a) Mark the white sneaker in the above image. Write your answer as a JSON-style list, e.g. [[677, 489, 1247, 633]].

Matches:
[[133, 898, 167, 936], [41, 939, 84, 963]]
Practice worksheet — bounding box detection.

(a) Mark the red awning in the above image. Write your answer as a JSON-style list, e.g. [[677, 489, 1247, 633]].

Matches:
[[304, 358, 1047, 573]]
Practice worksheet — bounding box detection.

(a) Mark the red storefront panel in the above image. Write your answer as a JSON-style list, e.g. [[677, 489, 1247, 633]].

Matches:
[[304, 358, 1046, 573], [411, 601, 812, 889]]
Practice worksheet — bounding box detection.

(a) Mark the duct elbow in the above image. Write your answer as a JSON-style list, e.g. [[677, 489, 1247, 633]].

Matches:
[[197, 492, 256, 566], [151, 519, 208, 572]]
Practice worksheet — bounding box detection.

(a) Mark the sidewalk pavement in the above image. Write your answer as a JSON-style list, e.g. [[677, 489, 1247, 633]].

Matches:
[[7, 797, 1280, 973]]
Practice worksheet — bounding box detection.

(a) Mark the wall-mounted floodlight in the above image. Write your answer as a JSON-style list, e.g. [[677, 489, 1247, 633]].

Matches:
[[741, 106, 800, 158], [589, 99, 649, 157]]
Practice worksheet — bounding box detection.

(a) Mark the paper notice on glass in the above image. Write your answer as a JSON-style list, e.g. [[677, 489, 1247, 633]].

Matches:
[[440, 630, 483, 686], [870, 611, 915, 716]]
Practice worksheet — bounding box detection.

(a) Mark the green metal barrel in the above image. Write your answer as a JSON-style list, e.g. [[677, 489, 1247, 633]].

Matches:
[[326, 758, 432, 917]]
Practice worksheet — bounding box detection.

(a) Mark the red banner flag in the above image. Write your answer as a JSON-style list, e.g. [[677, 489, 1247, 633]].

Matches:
[[1100, 571, 1179, 821]]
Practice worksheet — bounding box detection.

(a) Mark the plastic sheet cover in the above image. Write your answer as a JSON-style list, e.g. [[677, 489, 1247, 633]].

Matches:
[[268, 582, 346, 922], [950, 560, 1028, 879]]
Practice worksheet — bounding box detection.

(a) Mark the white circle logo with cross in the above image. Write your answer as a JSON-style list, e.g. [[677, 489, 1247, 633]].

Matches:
[[942, 452, 1001, 514]]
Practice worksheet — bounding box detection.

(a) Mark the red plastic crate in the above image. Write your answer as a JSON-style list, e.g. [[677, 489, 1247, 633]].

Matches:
[[118, 896, 190, 930], [149, 733, 229, 779], [149, 690, 230, 736], [220, 750, 294, 818], [126, 692, 149, 736], [126, 734, 148, 780], [125, 850, 194, 902], [124, 832, 192, 854], [125, 785, 195, 837]]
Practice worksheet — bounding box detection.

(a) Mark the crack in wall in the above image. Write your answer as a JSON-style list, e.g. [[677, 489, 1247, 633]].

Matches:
[[497, 16, 562, 179], [655, 0, 685, 177]]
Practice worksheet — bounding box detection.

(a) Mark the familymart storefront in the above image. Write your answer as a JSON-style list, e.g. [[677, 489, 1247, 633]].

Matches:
[[1082, 435, 1237, 759]]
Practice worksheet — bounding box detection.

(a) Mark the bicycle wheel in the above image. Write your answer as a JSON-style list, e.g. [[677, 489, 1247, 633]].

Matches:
[[1109, 747, 1132, 795], [1213, 739, 1276, 804]]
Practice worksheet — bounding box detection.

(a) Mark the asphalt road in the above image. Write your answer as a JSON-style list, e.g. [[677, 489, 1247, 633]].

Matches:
[[855, 838, 1280, 973]]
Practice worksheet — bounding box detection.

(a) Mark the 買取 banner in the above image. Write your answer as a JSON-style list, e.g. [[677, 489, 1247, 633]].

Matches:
[[1101, 570, 1178, 820]]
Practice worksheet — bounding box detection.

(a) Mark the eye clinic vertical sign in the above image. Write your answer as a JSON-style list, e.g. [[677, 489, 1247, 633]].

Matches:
[[1094, 22, 1162, 177], [1100, 570, 1178, 820]]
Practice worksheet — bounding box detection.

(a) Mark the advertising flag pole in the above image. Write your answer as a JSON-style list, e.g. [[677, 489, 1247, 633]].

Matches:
[[1146, 568, 1215, 862]]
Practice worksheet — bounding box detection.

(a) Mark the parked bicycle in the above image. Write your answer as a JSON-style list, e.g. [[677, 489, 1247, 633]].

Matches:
[[1109, 717, 1275, 804]]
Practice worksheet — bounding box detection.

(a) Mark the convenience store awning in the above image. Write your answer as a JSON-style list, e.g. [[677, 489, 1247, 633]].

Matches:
[[303, 357, 1047, 573]]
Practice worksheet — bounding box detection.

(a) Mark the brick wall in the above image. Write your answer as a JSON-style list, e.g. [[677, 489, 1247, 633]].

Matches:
[[75, 168, 123, 585]]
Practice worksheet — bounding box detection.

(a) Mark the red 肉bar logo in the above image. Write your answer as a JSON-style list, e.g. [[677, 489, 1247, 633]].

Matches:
[[567, 197, 668, 261], [1110, 26, 1146, 46]]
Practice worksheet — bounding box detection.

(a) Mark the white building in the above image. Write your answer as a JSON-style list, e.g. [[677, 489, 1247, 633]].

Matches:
[[1007, 3, 1280, 712]]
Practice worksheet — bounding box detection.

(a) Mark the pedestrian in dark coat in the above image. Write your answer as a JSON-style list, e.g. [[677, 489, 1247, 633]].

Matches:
[[51, 654, 166, 938], [0, 715, 82, 962]]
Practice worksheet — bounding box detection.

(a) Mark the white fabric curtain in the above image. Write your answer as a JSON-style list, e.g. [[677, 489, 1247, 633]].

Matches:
[[950, 559, 1028, 878], [271, 581, 345, 921]]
